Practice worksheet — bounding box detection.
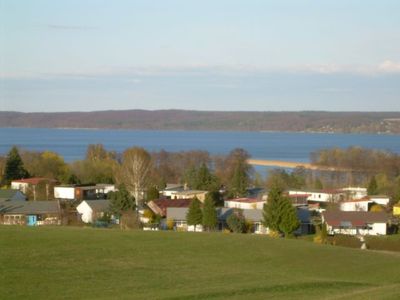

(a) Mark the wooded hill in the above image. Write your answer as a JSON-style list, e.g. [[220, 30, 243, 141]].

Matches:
[[1, 110, 400, 133]]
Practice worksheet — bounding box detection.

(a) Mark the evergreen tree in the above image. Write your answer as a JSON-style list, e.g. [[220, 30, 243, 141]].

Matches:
[[3, 146, 29, 185], [146, 186, 160, 201], [108, 185, 136, 215], [367, 176, 378, 195], [202, 196, 217, 231], [262, 186, 283, 233], [186, 197, 203, 231], [278, 196, 300, 237]]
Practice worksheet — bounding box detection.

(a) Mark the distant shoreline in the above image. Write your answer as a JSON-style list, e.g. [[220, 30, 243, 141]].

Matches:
[[1, 110, 400, 134]]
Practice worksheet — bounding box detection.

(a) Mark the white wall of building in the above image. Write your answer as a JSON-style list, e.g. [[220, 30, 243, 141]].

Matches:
[[340, 201, 370, 212], [224, 200, 265, 210], [11, 182, 29, 193], [54, 187, 75, 200]]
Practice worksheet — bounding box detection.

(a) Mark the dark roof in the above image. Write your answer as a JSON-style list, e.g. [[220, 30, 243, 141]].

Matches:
[[148, 199, 191, 216], [323, 211, 389, 226], [82, 200, 110, 211], [167, 207, 310, 223], [0, 201, 60, 215], [0, 189, 26, 201]]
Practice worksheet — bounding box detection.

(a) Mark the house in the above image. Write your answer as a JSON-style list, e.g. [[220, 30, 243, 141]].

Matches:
[[76, 200, 112, 223], [0, 200, 61, 226], [11, 177, 58, 197], [287, 193, 310, 206], [341, 187, 367, 200], [147, 199, 192, 217], [364, 195, 390, 206], [170, 190, 208, 202], [54, 184, 116, 201], [160, 184, 185, 198], [289, 189, 345, 203], [0, 189, 27, 201], [322, 211, 388, 236], [224, 198, 266, 210], [340, 199, 373, 212], [166, 207, 311, 235]]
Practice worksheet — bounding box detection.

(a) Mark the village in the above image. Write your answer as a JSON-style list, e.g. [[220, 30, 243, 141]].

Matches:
[[1, 177, 399, 239]]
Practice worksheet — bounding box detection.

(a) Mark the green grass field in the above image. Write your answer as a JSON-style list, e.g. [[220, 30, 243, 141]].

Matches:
[[1, 226, 400, 300]]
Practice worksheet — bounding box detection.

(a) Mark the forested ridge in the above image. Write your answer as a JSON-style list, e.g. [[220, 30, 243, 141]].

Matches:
[[1, 110, 400, 133]]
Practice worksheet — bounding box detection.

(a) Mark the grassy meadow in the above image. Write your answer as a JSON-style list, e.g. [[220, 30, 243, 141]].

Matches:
[[1, 226, 400, 300]]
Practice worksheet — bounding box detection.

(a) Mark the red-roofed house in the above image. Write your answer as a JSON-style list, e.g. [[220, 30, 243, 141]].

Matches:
[[322, 211, 388, 236], [147, 199, 192, 217], [11, 178, 58, 200]]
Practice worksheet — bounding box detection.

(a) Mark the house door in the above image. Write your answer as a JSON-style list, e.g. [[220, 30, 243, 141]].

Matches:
[[27, 215, 37, 226]]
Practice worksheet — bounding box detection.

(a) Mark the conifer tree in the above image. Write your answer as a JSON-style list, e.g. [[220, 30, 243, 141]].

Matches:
[[108, 185, 136, 215], [262, 186, 283, 233], [202, 195, 217, 231], [367, 176, 378, 195], [186, 197, 203, 231], [278, 196, 300, 237], [3, 146, 29, 185]]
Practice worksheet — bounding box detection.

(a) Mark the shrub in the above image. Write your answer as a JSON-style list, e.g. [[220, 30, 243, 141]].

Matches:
[[166, 219, 174, 230], [226, 211, 246, 233]]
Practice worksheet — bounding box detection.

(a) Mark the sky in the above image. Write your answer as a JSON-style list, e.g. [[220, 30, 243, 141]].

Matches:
[[0, 0, 400, 112]]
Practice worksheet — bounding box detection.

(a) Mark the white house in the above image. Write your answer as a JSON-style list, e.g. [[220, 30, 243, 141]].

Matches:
[[54, 184, 116, 200], [341, 187, 367, 200], [322, 211, 388, 236], [289, 189, 345, 203], [76, 200, 111, 223], [340, 199, 372, 212], [224, 198, 266, 210], [367, 195, 390, 206], [160, 184, 185, 198]]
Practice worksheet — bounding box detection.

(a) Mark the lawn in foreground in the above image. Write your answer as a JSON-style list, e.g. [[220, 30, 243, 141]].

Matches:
[[1, 226, 400, 300]]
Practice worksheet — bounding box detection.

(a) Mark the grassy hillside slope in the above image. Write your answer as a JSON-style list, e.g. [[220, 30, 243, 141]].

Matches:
[[1, 226, 400, 299]]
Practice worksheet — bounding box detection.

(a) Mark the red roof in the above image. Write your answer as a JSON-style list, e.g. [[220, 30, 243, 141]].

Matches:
[[225, 198, 264, 203], [323, 211, 388, 227], [147, 199, 192, 216], [12, 177, 56, 185]]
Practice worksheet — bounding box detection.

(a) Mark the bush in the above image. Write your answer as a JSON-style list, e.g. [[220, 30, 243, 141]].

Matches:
[[166, 219, 174, 230], [226, 211, 246, 233], [119, 211, 140, 230]]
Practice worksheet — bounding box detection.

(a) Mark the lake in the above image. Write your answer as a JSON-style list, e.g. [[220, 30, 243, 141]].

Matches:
[[1, 128, 400, 165]]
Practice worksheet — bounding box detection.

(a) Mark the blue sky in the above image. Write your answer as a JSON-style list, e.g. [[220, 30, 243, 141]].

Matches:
[[1, 0, 400, 112]]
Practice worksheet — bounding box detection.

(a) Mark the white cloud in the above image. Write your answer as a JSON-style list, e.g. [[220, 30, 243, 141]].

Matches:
[[378, 60, 400, 73]]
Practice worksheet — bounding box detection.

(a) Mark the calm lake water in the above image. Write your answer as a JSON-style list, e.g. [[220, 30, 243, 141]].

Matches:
[[1, 128, 400, 165]]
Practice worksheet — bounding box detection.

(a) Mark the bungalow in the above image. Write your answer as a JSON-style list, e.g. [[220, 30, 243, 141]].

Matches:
[[341, 187, 367, 200], [340, 199, 373, 212], [0, 200, 61, 226], [147, 198, 192, 217], [54, 184, 116, 201], [11, 177, 58, 197], [322, 211, 388, 236], [289, 189, 345, 204], [170, 190, 208, 202], [166, 207, 311, 235], [160, 184, 185, 198], [76, 200, 112, 223], [224, 198, 266, 210], [0, 189, 26, 201]]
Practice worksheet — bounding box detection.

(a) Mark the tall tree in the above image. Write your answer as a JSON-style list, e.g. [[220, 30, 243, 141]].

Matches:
[[186, 197, 203, 231], [3, 146, 29, 185], [146, 186, 160, 201], [108, 185, 136, 215], [278, 197, 300, 237], [225, 148, 252, 198], [367, 176, 378, 195], [117, 147, 152, 207], [202, 197, 218, 231], [262, 186, 283, 234]]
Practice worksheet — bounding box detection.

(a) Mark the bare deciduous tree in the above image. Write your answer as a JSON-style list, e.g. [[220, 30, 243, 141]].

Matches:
[[116, 147, 152, 207]]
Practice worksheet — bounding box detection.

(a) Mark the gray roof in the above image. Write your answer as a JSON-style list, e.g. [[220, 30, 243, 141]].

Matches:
[[83, 200, 110, 212], [0, 189, 26, 201], [167, 207, 310, 223], [0, 201, 60, 215]]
